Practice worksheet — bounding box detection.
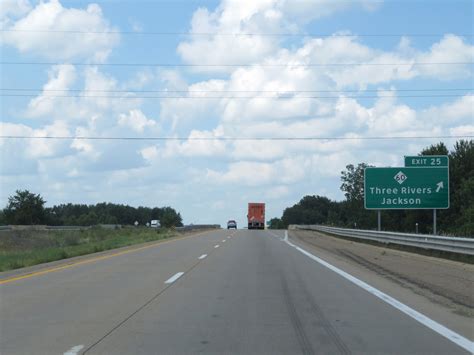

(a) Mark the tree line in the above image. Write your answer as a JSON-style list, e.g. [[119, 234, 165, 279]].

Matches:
[[0, 190, 183, 228], [268, 140, 473, 237]]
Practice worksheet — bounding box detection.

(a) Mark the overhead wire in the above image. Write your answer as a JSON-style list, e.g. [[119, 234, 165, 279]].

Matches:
[[1, 61, 473, 68], [1, 135, 472, 141], [0, 94, 469, 99], [1, 88, 471, 93], [1, 29, 472, 38]]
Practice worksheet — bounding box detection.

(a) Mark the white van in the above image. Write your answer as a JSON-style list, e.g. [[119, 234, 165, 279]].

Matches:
[[150, 220, 161, 228]]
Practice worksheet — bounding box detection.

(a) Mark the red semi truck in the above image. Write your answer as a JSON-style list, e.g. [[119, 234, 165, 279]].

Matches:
[[247, 203, 265, 229]]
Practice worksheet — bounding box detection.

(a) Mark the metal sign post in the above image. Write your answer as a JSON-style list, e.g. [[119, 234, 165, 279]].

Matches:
[[433, 209, 437, 235], [377, 210, 381, 231]]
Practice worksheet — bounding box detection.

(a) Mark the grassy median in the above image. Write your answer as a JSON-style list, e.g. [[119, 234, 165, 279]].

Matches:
[[0, 227, 175, 272]]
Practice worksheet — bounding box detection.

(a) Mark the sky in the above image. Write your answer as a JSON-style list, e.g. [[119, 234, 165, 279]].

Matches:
[[1, 0, 473, 227]]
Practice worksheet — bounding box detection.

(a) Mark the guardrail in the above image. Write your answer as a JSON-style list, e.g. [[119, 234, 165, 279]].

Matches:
[[291, 225, 474, 256]]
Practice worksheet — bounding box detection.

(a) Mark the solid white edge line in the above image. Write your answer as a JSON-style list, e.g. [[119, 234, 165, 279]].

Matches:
[[64, 345, 84, 355], [284, 239, 474, 353], [214, 245, 220, 248], [198, 254, 207, 260], [164, 272, 184, 284]]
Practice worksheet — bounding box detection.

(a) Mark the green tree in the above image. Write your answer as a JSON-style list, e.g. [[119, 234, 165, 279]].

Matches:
[[420, 142, 449, 155], [340, 163, 372, 202], [267, 217, 285, 229], [4, 190, 47, 225], [0, 210, 6, 225], [159, 207, 183, 228]]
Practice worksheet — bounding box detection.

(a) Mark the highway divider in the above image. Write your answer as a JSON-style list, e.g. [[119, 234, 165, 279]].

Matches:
[[290, 225, 474, 256]]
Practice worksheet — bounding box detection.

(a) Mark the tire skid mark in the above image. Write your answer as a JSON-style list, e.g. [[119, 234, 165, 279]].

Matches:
[[281, 274, 315, 355], [293, 269, 351, 355]]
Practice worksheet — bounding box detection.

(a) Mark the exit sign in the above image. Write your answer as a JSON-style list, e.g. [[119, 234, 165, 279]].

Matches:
[[364, 167, 449, 210], [404, 155, 449, 167]]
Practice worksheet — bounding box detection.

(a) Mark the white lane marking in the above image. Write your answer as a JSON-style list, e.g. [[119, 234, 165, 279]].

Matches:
[[222, 239, 226, 242], [227, 236, 231, 239], [64, 345, 84, 355], [214, 245, 220, 248], [164, 272, 184, 284], [284, 239, 474, 353], [198, 254, 207, 260]]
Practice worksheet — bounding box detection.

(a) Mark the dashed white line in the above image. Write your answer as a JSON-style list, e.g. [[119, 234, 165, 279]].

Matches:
[[198, 254, 207, 260], [227, 236, 231, 239], [64, 345, 84, 355], [222, 239, 226, 242], [214, 245, 220, 248], [284, 238, 474, 353], [164, 272, 184, 284]]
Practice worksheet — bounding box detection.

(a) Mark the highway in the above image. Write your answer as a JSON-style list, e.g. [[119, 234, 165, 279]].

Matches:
[[0, 229, 472, 354]]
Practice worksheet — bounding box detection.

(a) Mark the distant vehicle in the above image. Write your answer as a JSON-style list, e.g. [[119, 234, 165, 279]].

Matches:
[[227, 220, 237, 229], [150, 220, 161, 228], [247, 203, 265, 229]]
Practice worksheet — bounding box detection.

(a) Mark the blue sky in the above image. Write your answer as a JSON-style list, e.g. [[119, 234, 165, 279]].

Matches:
[[1, 0, 473, 227]]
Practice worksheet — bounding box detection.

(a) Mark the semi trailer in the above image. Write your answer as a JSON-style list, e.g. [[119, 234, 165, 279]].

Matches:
[[247, 203, 265, 229]]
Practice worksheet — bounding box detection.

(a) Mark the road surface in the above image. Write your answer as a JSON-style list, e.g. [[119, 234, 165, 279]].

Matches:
[[0, 229, 472, 354]]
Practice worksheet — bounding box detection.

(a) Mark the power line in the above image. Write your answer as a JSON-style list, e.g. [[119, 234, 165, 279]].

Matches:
[[1, 61, 472, 68], [2, 29, 471, 38], [1, 88, 471, 93], [0, 94, 469, 99], [1, 135, 472, 141]]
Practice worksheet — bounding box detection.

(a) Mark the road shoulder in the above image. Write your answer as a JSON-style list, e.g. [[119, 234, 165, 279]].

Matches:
[[289, 230, 474, 340]]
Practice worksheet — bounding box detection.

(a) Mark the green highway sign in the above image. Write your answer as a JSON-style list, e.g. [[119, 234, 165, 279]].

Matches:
[[404, 155, 449, 167], [364, 167, 449, 210]]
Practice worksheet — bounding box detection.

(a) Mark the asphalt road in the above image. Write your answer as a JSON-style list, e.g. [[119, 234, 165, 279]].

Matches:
[[0, 229, 472, 355]]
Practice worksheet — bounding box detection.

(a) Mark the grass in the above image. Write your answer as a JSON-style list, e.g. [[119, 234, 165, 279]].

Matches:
[[0, 227, 176, 272]]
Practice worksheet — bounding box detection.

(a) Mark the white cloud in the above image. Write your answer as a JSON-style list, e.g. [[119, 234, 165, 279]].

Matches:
[[206, 158, 307, 186], [27, 64, 77, 118], [416, 35, 474, 80], [0, 0, 31, 27], [0, 120, 71, 177], [158, 128, 228, 158], [449, 125, 474, 137], [264, 185, 289, 199], [140, 145, 158, 162], [118, 109, 156, 133], [2, 0, 119, 61], [177, 0, 376, 72], [422, 95, 474, 125]]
